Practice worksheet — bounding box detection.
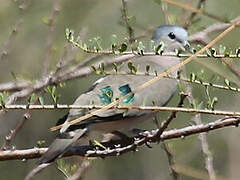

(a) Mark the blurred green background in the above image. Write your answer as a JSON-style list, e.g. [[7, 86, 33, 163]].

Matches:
[[0, 0, 240, 179]]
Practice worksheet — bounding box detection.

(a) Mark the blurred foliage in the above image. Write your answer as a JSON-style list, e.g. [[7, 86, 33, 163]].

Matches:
[[0, 0, 240, 179]]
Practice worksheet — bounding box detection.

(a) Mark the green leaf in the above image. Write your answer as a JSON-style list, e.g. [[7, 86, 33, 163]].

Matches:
[[36, 140, 46, 148], [128, 61, 137, 74], [100, 62, 105, 74], [111, 34, 118, 50], [0, 93, 5, 106], [145, 65, 150, 75], [65, 28, 74, 42], [113, 63, 118, 73], [75, 36, 81, 44], [190, 99, 203, 109], [236, 48, 240, 57], [119, 43, 128, 53], [137, 41, 145, 55], [11, 71, 17, 80], [42, 16, 50, 25], [91, 65, 97, 72], [127, 16, 136, 26], [190, 73, 196, 82], [87, 39, 94, 50], [38, 96, 44, 105], [155, 42, 165, 54], [224, 79, 231, 86], [210, 48, 216, 57], [93, 37, 102, 51], [206, 48, 211, 57], [52, 86, 56, 96], [28, 94, 37, 103], [56, 159, 78, 178], [191, 48, 197, 53], [149, 40, 155, 51], [219, 44, 226, 54], [224, 51, 230, 57]]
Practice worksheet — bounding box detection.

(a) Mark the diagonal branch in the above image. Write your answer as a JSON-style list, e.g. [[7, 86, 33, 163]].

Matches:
[[51, 21, 240, 131]]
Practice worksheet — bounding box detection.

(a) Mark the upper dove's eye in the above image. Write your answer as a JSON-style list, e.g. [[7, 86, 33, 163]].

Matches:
[[168, 32, 175, 39]]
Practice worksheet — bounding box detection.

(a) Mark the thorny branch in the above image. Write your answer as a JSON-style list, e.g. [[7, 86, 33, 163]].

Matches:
[[0, 16, 239, 98], [0, 116, 239, 161], [1, 72, 240, 94], [1, 104, 240, 117], [47, 21, 240, 131]]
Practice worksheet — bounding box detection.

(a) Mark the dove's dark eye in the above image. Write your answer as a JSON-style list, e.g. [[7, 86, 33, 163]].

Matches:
[[168, 32, 175, 39]]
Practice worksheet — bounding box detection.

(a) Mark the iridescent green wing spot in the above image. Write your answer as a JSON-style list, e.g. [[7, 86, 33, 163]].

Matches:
[[119, 84, 134, 103], [98, 86, 113, 104]]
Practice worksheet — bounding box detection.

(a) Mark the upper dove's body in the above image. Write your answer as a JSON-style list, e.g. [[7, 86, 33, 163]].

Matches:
[[39, 25, 188, 164]]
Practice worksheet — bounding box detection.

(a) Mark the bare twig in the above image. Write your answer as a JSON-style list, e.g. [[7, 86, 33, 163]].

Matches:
[[162, 143, 180, 180], [162, 0, 228, 23], [0, 19, 23, 61], [173, 164, 227, 180], [161, 2, 170, 24], [24, 163, 51, 180], [194, 114, 216, 180], [188, 16, 240, 43], [19, 0, 31, 10], [68, 160, 92, 180], [157, 93, 187, 138], [183, 0, 206, 29], [0, 81, 31, 92], [1, 112, 31, 150], [158, 94, 186, 180], [184, 71, 216, 180], [158, 93, 187, 179], [121, 0, 135, 43], [42, 0, 60, 75]]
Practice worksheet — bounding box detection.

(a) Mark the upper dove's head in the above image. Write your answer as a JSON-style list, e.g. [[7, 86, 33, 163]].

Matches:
[[152, 25, 189, 52]]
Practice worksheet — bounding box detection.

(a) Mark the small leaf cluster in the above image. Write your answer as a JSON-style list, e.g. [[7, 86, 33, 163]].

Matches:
[[47, 86, 60, 104], [0, 92, 9, 107]]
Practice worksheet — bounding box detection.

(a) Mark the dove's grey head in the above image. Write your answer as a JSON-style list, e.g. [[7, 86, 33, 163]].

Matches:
[[152, 25, 189, 52]]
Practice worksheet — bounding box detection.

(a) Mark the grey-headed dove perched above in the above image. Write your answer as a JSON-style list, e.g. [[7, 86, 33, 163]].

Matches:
[[39, 25, 189, 164]]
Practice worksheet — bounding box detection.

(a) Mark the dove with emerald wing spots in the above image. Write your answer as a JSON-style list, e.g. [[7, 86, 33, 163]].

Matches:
[[38, 25, 189, 164]]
